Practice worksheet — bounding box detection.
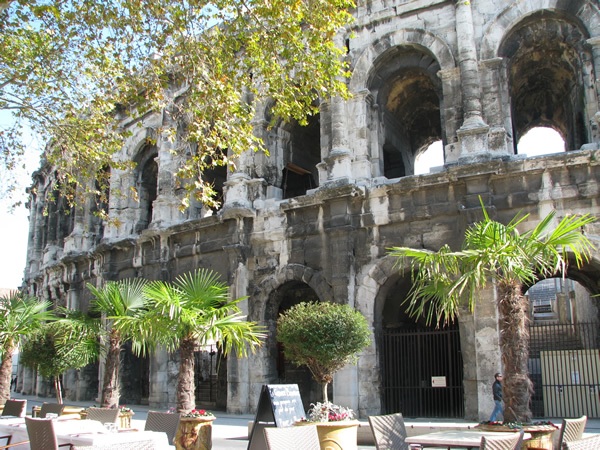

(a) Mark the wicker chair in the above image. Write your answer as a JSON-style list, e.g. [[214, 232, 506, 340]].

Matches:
[[144, 411, 181, 445], [1, 400, 26, 417], [557, 416, 587, 449], [25, 417, 72, 450], [562, 435, 600, 450], [39, 403, 66, 418], [263, 425, 320, 450], [85, 407, 119, 424], [480, 430, 524, 450], [0, 399, 28, 448], [368, 412, 410, 450]]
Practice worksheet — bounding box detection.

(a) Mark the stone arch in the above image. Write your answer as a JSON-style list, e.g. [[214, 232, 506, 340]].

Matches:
[[350, 28, 456, 93], [254, 264, 334, 321], [251, 264, 334, 407], [496, 9, 594, 150], [133, 144, 158, 233], [480, 0, 600, 61]]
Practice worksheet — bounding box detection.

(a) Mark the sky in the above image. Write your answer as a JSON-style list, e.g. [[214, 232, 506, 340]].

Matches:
[[0, 127, 565, 290]]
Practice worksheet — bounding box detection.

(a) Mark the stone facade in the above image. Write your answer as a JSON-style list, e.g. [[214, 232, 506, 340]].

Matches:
[[20, 0, 600, 421]]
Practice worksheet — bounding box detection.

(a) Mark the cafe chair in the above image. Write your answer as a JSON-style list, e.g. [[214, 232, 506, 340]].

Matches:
[[25, 417, 72, 450], [2, 400, 27, 417], [85, 407, 119, 424], [562, 435, 600, 450], [144, 410, 181, 445], [368, 412, 411, 450], [480, 430, 524, 450], [0, 399, 28, 447], [557, 416, 587, 449], [39, 402, 66, 418], [263, 425, 320, 450]]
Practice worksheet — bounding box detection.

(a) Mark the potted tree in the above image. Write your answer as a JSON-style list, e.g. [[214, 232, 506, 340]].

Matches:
[[137, 268, 265, 450], [0, 291, 54, 409], [20, 309, 101, 405], [276, 301, 371, 450]]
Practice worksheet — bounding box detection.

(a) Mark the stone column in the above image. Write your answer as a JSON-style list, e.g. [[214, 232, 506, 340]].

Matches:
[[585, 37, 600, 148], [349, 90, 373, 180], [322, 95, 353, 184], [455, 0, 490, 161]]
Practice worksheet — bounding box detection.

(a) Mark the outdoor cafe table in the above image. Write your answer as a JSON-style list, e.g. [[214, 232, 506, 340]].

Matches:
[[0, 417, 169, 449], [405, 430, 531, 449]]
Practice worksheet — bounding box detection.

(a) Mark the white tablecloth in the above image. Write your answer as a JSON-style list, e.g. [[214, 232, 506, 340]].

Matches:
[[0, 418, 169, 449]]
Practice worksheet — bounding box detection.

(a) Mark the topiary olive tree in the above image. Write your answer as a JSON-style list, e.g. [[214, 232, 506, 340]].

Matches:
[[276, 301, 371, 403]]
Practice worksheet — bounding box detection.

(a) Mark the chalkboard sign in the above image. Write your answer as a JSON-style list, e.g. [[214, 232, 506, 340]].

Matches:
[[247, 384, 306, 450]]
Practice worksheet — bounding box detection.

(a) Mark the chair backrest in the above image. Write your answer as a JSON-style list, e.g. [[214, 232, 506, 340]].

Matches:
[[25, 417, 59, 450], [480, 430, 524, 450], [563, 435, 600, 450], [2, 399, 26, 417], [558, 416, 587, 447], [368, 412, 409, 450], [85, 407, 119, 424], [263, 425, 320, 450], [144, 411, 181, 444], [39, 403, 65, 418]]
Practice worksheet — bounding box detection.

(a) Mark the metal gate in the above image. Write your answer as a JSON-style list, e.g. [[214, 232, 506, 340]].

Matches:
[[529, 322, 600, 418], [381, 325, 464, 418]]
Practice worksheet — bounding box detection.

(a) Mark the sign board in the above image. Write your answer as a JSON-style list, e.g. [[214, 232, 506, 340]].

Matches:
[[247, 384, 306, 450], [431, 376, 447, 387]]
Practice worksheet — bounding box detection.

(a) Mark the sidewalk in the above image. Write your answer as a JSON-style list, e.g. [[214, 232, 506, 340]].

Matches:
[[10, 393, 600, 449]]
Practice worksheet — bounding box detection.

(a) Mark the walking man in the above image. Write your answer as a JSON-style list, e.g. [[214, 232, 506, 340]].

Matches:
[[489, 372, 503, 422]]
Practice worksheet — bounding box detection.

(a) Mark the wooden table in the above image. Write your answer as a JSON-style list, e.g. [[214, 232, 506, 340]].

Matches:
[[405, 430, 531, 449], [0, 418, 169, 449]]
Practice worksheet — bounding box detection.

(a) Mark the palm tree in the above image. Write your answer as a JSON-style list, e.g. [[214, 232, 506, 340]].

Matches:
[[138, 268, 265, 412], [20, 309, 101, 404], [389, 201, 595, 423], [87, 278, 147, 408], [0, 291, 55, 404]]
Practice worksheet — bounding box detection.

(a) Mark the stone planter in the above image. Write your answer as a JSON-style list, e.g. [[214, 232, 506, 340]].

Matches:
[[118, 411, 134, 429], [174, 416, 216, 450], [296, 420, 360, 450]]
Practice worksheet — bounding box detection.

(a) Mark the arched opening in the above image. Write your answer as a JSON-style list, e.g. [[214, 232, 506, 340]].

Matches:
[[202, 163, 227, 216], [369, 47, 443, 179], [414, 140, 444, 175], [377, 275, 464, 418], [134, 146, 158, 233], [500, 12, 591, 152], [267, 281, 323, 409], [516, 126, 565, 157], [526, 276, 600, 418], [281, 114, 320, 199]]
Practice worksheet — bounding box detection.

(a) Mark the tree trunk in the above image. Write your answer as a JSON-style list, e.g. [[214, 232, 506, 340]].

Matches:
[[0, 344, 14, 405], [101, 331, 121, 408], [497, 279, 533, 423], [178, 336, 196, 413], [322, 382, 328, 403], [54, 376, 63, 404]]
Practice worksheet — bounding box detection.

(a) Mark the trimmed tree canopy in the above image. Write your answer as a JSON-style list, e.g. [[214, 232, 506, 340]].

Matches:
[[277, 301, 371, 402]]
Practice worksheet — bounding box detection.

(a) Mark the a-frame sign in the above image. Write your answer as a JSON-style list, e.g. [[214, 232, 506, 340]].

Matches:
[[247, 384, 306, 450]]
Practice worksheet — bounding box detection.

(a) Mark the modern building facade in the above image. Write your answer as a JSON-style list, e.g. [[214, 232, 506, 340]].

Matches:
[[20, 0, 600, 421]]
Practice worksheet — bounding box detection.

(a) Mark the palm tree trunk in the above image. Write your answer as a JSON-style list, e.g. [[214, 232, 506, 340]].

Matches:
[[54, 376, 63, 404], [177, 336, 196, 413], [0, 346, 14, 405], [497, 279, 533, 423], [101, 331, 121, 407]]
